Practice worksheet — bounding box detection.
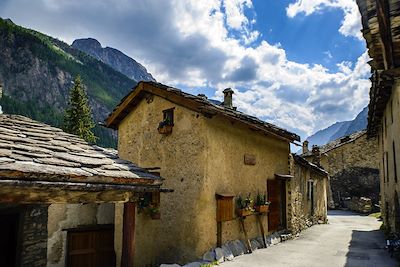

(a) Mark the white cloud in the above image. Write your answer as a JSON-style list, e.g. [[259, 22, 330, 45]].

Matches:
[[286, 0, 362, 40], [0, 0, 371, 140]]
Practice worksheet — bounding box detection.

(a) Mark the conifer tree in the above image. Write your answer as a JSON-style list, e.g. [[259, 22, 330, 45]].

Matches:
[[63, 75, 96, 143]]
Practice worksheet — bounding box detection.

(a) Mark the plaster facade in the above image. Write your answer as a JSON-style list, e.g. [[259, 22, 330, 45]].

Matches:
[[118, 95, 291, 266], [380, 80, 400, 233], [47, 203, 115, 267]]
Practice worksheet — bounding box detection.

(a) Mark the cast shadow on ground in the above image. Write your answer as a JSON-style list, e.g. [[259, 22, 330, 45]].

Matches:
[[344, 229, 397, 267]]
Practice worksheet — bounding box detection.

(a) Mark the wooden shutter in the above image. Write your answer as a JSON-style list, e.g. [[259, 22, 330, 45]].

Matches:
[[267, 179, 280, 232], [67, 227, 115, 267]]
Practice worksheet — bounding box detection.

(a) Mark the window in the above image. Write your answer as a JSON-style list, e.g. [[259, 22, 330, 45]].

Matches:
[[391, 99, 394, 124], [162, 108, 174, 126], [385, 116, 388, 138], [383, 156, 386, 183], [386, 151, 389, 183], [394, 141, 398, 183], [307, 181, 313, 200]]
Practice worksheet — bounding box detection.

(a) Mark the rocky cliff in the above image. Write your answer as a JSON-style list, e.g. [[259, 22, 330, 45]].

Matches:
[[72, 38, 155, 82], [0, 18, 136, 147]]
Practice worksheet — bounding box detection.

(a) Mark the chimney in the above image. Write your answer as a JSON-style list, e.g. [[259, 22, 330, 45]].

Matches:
[[197, 93, 207, 99], [302, 140, 309, 154], [311, 145, 321, 167], [223, 88, 234, 109]]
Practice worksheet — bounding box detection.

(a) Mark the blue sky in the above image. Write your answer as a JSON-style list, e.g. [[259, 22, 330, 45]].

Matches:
[[0, 0, 371, 141], [252, 0, 365, 71]]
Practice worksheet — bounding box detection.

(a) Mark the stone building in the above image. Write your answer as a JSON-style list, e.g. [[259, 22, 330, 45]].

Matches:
[[0, 114, 164, 267], [288, 154, 328, 234], [302, 130, 380, 207], [357, 0, 400, 233], [106, 81, 327, 266]]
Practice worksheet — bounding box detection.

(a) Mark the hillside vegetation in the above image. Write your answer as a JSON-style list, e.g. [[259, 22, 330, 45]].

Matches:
[[0, 18, 137, 147]]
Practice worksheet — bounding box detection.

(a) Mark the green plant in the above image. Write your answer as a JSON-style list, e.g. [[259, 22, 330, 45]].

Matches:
[[158, 117, 173, 128], [236, 193, 254, 212], [255, 191, 271, 206]]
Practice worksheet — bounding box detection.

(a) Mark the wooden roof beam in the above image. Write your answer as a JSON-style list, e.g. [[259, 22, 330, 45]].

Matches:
[[376, 0, 395, 69]]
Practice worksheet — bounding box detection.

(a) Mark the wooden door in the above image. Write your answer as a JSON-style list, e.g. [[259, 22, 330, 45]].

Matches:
[[279, 180, 287, 229], [268, 179, 280, 232], [67, 227, 116, 267], [268, 179, 287, 231]]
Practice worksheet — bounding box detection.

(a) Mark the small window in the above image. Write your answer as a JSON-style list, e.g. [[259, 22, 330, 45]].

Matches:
[[307, 181, 313, 200], [162, 108, 174, 126], [385, 116, 388, 138], [386, 151, 389, 183], [383, 155, 386, 183], [393, 141, 397, 183], [391, 99, 394, 124]]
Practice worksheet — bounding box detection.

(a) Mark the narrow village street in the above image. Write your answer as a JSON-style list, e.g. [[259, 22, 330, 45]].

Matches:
[[221, 210, 397, 267]]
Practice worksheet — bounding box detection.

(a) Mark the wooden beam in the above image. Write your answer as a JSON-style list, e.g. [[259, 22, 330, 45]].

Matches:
[[0, 179, 163, 204], [376, 0, 394, 69], [122, 202, 136, 267], [239, 218, 252, 254], [257, 214, 268, 248]]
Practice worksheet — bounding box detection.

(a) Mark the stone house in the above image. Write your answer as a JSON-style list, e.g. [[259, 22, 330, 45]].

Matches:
[[105, 81, 329, 265], [357, 0, 400, 233], [0, 114, 165, 267], [302, 130, 380, 207], [288, 154, 328, 234]]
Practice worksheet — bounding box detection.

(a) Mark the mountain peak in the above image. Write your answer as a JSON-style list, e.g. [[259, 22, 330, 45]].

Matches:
[[72, 38, 155, 82], [72, 38, 102, 50], [305, 106, 368, 148]]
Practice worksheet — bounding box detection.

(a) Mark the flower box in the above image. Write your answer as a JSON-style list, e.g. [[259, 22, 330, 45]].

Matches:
[[158, 125, 173, 135], [255, 204, 269, 213], [237, 209, 252, 217]]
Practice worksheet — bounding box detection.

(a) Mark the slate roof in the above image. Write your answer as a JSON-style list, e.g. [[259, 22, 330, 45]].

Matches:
[[356, 0, 400, 135], [0, 114, 162, 186], [106, 81, 300, 142], [302, 130, 367, 157], [357, 0, 400, 70], [292, 154, 328, 177]]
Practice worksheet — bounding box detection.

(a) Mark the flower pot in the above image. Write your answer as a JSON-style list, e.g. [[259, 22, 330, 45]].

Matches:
[[150, 212, 161, 220], [237, 209, 252, 217], [158, 125, 173, 134], [255, 205, 269, 213]]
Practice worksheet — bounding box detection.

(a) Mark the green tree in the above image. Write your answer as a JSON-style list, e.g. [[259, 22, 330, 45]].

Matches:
[[63, 75, 96, 143]]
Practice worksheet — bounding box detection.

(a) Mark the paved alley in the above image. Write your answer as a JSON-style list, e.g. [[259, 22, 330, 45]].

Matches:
[[221, 210, 397, 267]]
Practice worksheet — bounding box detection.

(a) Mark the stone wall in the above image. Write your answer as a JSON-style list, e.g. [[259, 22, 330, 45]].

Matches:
[[330, 167, 379, 204], [47, 203, 115, 267], [311, 133, 380, 207], [118, 94, 291, 266], [0, 204, 48, 267], [20, 205, 48, 267], [288, 156, 328, 234]]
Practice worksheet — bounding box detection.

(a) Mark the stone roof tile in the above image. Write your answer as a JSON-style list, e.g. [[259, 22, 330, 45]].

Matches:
[[0, 114, 162, 186]]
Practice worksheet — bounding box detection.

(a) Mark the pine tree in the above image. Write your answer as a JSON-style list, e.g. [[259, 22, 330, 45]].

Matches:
[[63, 75, 97, 143]]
